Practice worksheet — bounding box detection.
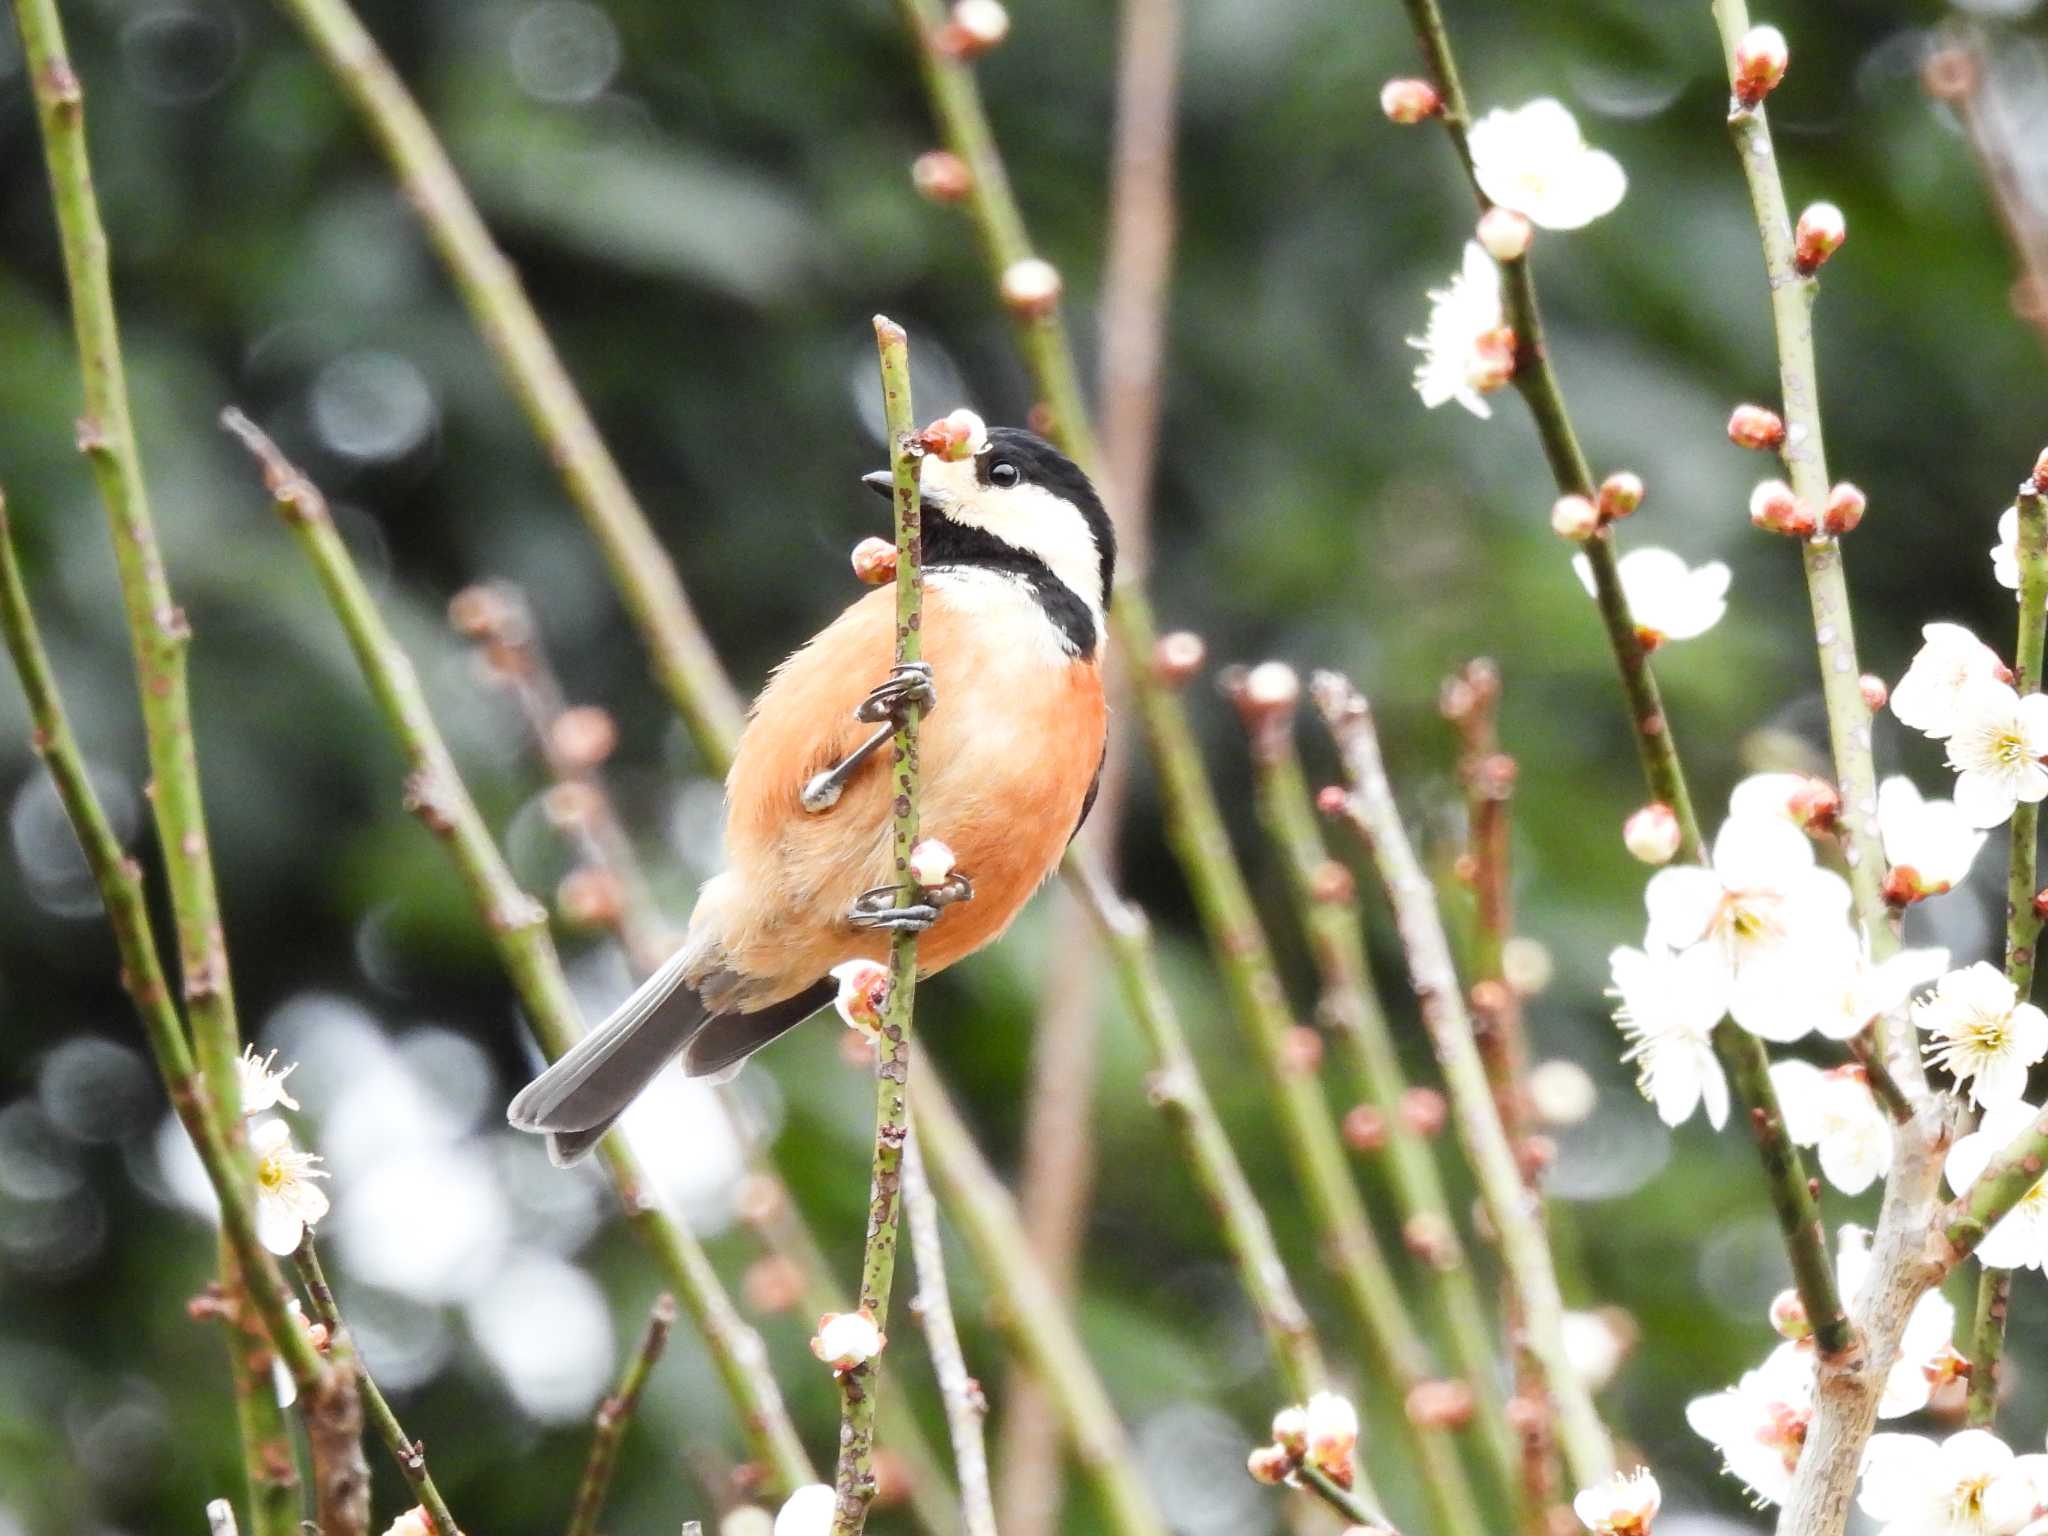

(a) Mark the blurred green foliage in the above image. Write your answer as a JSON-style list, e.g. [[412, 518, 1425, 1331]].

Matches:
[[1, 0, 2045, 1532]]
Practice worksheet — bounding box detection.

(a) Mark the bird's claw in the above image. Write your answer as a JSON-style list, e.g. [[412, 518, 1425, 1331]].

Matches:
[[847, 871, 973, 931], [855, 662, 936, 725]]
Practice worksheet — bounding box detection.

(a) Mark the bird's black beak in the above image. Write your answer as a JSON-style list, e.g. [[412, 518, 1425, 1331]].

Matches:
[[861, 470, 896, 501]]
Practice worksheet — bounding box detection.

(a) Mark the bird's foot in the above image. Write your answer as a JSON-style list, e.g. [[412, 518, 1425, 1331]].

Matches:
[[854, 661, 936, 725], [800, 722, 894, 813], [847, 872, 973, 931]]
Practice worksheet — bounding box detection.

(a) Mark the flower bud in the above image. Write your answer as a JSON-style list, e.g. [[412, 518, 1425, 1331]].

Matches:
[[1405, 1379, 1475, 1431], [1470, 326, 1517, 392], [851, 536, 898, 586], [1343, 1103, 1387, 1153], [2033, 447, 2048, 495], [1598, 471, 1644, 521], [1237, 660, 1301, 725], [1859, 673, 1888, 711], [1304, 1391, 1360, 1471], [830, 959, 891, 1035], [911, 149, 972, 204], [1733, 24, 1789, 107], [811, 1308, 885, 1372], [1793, 202, 1846, 275], [543, 780, 600, 829], [1529, 1059, 1598, 1127], [1316, 784, 1349, 817], [1502, 935, 1554, 997], [917, 408, 984, 461], [1551, 493, 1600, 541], [1884, 864, 1926, 909], [1727, 403, 1787, 451], [551, 704, 618, 769], [1822, 482, 1867, 536], [1246, 1444, 1293, 1485], [743, 1255, 806, 1314], [999, 256, 1063, 317], [1788, 776, 1840, 833], [1151, 629, 1206, 687], [1623, 803, 1682, 865], [1769, 1287, 1811, 1341], [1379, 77, 1442, 124], [1749, 479, 1815, 537], [556, 867, 622, 929], [1280, 1025, 1324, 1076], [936, 0, 1009, 57], [1476, 206, 1533, 262], [2034, 885, 2048, 922], [448, 583, 512, 640], [1310, 859, 1355, 905], [909, 838, 957, 888], [1400, 1086, 1448, 1139], [1270, 1405, 1309, 1456]]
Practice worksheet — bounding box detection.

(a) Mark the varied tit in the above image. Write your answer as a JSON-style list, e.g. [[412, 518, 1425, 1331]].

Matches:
[[509, 413, 1113, 1164]]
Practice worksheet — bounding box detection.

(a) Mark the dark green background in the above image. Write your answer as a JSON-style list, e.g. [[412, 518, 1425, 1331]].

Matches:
[[0, 0, 2041, 1531]]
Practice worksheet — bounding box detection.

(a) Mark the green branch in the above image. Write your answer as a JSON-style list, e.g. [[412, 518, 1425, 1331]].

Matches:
[[829, 317, 930, 1536], [220, 408, 817, 1499], [568, 1293, 677, 1536], [264, 0, 744, 766]]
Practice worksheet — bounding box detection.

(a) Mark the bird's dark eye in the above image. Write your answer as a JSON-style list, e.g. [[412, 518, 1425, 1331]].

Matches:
[[989, 461, 1020, 488]]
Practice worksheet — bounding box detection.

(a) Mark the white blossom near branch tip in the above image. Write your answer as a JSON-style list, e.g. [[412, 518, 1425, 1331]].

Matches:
[[1572, 548, 1729, 646], [1641, 814, 1854, 1042], [1408, 241, 1513, 418], [1944, 682, 2048, 829], [830, 959, 890, 1036], [1574, 1467, 1660, 1536], [1769, 1060, 1891, 1195], [810, 1308, 885, 1372], [1302, 1391, 1359, 1477], [1878, 775, 1987, 897], [236, 1045, 300, 1116], [1947, 1101, 2048, 1270], [1891, 623, 2007, 739], [1685, 1340, 1814, 1506], [1856, 1429, 2048, 1536], [1915, 962, 2048, 1105], [251, 1116, 329, 1255], [1607, 944, 1729, 1128], [1467, 98, 1627, 229], [772, 1484, 838, 1536]]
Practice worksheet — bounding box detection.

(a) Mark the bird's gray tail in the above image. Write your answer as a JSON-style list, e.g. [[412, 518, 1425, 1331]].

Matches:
[[506, 949, 835, 1166]]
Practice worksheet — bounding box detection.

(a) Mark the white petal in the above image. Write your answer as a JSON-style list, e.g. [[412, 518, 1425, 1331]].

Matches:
[[1769, 1060, 1827, 1144], [1712, 814, 1815, 887], [1858, 1434, 1942, 1519], [255, 1195, 304, 1257], [1643, 868, 1724, 949], [1954, 768, 2021, 830]]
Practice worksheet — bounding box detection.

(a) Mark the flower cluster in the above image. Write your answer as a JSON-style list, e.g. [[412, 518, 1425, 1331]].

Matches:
[[1246, 1391, 1361, 1490], [229, 1043, 330, 1256], [1573, 1467, 1661, 1536], [1892, 622, 2048, 830]]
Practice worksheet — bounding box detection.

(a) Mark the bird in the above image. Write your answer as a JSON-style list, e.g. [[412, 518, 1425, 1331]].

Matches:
[[508, 413, 1113, 1164]]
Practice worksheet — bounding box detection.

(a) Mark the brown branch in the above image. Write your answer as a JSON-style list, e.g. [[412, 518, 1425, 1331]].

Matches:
[[568, 1293, 678, 1536]]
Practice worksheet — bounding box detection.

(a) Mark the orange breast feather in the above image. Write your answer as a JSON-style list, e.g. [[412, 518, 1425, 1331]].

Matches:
[[706, 580, 1105, 1004]]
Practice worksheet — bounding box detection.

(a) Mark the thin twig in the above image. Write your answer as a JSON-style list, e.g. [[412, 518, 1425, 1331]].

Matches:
[[906, 1058, 1168, 1536], [221, 1236, 307, 1536], [294, 1240, 455, 1536], [263, 0, 744, 766], [0, 494, 332, 1404], [220, 408, 818, 1499], [1386, 0, 1852, 1370], [903, 1130, 998, 1536], [1296, 1463, 1396, 1533], [1311, 672, 1614, 1493], [889, 12, 1485, 1528], [829, 316, 930, 1536], [1065, 850, 1334, 1406], [569, 1293, 678, 1536]]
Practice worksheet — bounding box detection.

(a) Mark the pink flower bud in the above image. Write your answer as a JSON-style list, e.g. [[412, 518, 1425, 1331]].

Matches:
[[1400, 1086, 1448, 1139], [830, 959, 891, 1035], [917, 408, 984, 461], [1239, 659, 1300, 719], [1794, 202, 1846, 276], [1246, 1444, 1293, 1485], [1152, 629, 1206, 687], [1270, 1405, 1309, 1456], [1859, 673, 1888, 711], [1623, 803, 1681, 865], [1342, 1103, 1387, 1153], [2033, 447, 2048, 494], [1823, 482, 1866, 535], [1598, 471, 1645, 521], [911, 149, 972, 204], [999, 257, 1063, 317], [851, 537, 898, 586], [1551, 494, 1600, 541], [551, 704, 618, 768], [1749, 479, 1814, 537], [1789, 777, 1840, 833], [1476, 206, 1532, 262], [810, 1308, 886, 1372], [936, 0, 1009, 57], [1316, 784, 1348, 817], [1379, 77, 1442, 124], [1727, 403, 1787, 451], [1769, 1287, 1811, 1341], [1733, 25, 1789, 107], [908, 838, 957, 888]]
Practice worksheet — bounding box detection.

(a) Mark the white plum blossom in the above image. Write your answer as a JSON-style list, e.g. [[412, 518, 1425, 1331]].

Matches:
[[773, 1484, 838, 1536], [1641, 814, 1854, 1041], [1573, 1468, 1661, 1536], [237, 1046, 300, 1116], [1891, 623, 2006, 739], [1945, 683, 2048, 829], [1994, 505, 2046, 601], [1303, 1391, 1359, 1475], [810, 1308, 885, 1371], [1836, 1226, 1959, 1419], [1686, 1340, 1814, 1506], [1879, 775, 1988, 896], [1776, 930, 1947, 1044], [1573, 548, 1729, 645], [1467, 98, 1627, 229], [1946, 1101, 2048, 1271], [830, 959, 889, 1036], [1607, 944, 1730, 1128], [1729, 772, 1813, 826], [1408, 242, 1513, 419], [1857, 1429, 2048, 1536], [1914, 963, 2048, 1107], [251, 1116, 330, 1256], [1770, 1061, 1891, 1196]]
